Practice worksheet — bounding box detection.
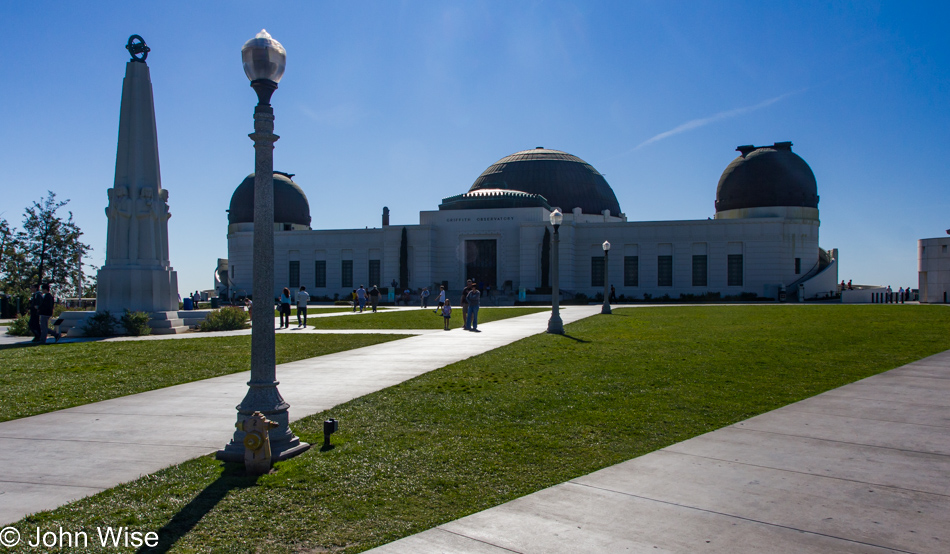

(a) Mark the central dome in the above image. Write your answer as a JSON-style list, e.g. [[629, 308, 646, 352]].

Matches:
[[228, 172, 311, 227], [466, 147, 622, 215]]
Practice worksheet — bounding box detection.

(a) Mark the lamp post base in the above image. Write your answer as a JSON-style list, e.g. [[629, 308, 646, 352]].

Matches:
[[601, 303, 612, 315], [547, 314, 564, 334], [216, 383, 310, 464]]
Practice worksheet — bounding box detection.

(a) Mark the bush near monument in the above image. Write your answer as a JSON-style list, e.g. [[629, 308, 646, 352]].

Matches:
[[120, 310, 152, 336], [200, 306, 249, 331], [5, 314, 32, 336], [83, 311, 118, 337]]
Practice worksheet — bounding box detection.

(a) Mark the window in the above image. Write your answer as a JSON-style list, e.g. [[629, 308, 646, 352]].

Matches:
[[624, 256, 639, 286], [288, 261, 300, 288], [314, 261, 326, 288], [369, 260, 381, 287], [943, 245, 948, 254], [658, 255, 673, 287], [795, 258, 801, 274], [591, 256, 605, 287], [341, 260, 353, 288], [692, 255, 707, 287], [727, 254, 743, 286]]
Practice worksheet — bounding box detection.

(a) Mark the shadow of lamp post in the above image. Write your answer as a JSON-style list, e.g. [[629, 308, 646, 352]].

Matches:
[[217, 30, 309, 465], [547, 208, 564, 335], [602, 240, 611, 314]]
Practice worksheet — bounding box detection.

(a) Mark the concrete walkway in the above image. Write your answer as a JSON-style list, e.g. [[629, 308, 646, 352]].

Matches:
[[368, 349, 950, 553], [0, 306, 600, 526]]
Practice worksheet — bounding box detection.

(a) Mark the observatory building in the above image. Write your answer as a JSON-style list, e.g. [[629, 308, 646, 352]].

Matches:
[[223, 143, 838, 301]]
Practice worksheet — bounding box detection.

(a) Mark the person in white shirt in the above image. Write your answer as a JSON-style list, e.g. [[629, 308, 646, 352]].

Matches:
[[296, 286, 311, 326]]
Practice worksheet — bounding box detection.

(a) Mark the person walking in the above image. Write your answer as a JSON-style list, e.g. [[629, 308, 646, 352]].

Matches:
[[356, 285, 367, 312], [442, 299, 452, 330], [369, 285, 381, 312], [38, 283, 61, 343], [296, 286, 311, 326], [279, 287, 292, 328], [421, 287, 430, 309], [351, 290, 358, 312], [434, 285, 446, 314], [28, 284, 42, 343], [460, 279, 473, 329], [466, 284, 481, 331]]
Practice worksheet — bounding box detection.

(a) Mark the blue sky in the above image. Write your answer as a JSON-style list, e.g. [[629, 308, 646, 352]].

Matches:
[[2, 1, 947, 295]]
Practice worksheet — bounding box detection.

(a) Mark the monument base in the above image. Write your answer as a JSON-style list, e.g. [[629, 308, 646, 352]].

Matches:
[[97, 265, 179, 313], [58, 310, 207, 337]]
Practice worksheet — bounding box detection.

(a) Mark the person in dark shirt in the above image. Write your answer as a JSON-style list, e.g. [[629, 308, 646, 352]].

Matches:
[[28, 284, 42, 342], [38, 283, 61, 343]]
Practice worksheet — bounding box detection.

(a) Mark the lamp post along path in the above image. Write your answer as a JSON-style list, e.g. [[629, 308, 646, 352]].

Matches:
[[547, 209, 564, 334], [602, 240, 611, 315], [218, 30, 309, 465]]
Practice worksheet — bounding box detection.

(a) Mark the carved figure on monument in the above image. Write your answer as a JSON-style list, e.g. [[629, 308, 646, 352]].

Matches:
[[157, 189, 171, 264], [136, 187, 157, 261], [105, 185, 132, 262]]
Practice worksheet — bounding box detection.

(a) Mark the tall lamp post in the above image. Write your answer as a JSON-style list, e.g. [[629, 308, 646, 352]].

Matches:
[[547, 209, 564, 334], [218, 30, 309, 464], [601, 240, 611, 314]]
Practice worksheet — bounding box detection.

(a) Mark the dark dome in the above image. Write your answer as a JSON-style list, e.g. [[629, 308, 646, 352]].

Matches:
[[228, 172, 311, 226], [715, 142, 818, 212], [463, 147, 622, 215]]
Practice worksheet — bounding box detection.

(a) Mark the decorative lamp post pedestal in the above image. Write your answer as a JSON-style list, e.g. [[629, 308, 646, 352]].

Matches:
[[217, 30, 309, 465]]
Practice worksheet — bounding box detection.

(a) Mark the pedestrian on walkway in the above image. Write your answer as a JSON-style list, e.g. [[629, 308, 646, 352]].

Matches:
[[296, 286, 311, 326], [357, 285, 367, 312], [351, 290, 357, 312], [442, 299, 452, 330], [28, 284, 42, 343], [369, 285, 381, 312], [279, 287, 292, 328], [421, 287, 430, 309], [434, 285, 446, 314], [466, 284, 481, 332], [461, 279, 473, 329], [39, 283, 61, 343]]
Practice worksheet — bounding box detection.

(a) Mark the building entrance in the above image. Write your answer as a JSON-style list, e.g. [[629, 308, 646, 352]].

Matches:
[[465, 239, 497, 289]]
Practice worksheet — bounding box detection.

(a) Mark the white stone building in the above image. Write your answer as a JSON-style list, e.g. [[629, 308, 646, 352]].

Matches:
[[223, 143, 838, 302], [918, 235, 950, 303]]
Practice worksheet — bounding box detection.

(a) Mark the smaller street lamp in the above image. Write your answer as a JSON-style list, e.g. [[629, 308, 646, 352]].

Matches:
[[601, 240, 611, 314], [547, 209, 564, 334]]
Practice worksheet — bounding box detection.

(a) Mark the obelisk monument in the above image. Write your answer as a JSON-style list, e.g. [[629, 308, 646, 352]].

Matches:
[[97, 36, 180, 317]]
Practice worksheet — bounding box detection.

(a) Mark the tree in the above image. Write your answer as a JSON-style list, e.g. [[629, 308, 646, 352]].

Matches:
[[17, 191, 92, 297], [0, 216, 28, 299]]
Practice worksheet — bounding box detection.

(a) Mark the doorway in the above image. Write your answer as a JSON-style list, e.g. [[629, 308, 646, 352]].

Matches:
[[465, 239, 497, 289]]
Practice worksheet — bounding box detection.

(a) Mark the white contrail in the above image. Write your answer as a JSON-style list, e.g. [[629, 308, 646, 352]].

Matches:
[[634, 90, 802, 150]]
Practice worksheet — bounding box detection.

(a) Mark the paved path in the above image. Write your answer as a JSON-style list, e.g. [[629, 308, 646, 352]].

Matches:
[[368, 349, 950, 554], [0, 306, 600, 526]]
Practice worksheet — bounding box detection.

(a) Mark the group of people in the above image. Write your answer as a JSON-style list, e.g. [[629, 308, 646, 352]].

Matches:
[[28, 283, 61, 344], [278, 286, 311, 328], [350, 285, 382, 313]]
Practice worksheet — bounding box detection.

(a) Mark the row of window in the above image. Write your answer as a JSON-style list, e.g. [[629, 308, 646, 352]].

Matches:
[[286, 260, 382, 289], [592, 255, 744, 288]]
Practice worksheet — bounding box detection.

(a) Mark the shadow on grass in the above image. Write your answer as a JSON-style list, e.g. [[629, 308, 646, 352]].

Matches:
[[559, 334, 590, 343], [138, 463, 260, 554]]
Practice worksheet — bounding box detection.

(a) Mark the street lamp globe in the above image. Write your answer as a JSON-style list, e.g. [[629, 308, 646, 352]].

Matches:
[[550, 208, 563, 227], [242, 29, 286, 83], [603, 240, 611, 252]]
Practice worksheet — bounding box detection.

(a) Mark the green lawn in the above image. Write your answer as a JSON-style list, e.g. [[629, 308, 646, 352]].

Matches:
[[0, 334, 407, 422], [309, 307, 547, 329], [11, 305, 950, 553]]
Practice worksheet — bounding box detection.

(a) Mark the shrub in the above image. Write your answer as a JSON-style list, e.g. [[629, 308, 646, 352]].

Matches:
[[84, 311, 118, 337], [5, 314, 33, 336], [121, 310, 152, 336], [199, 307, 249, 332]]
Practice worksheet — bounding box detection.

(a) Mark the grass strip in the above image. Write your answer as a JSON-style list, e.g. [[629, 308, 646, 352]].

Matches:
[[12, 305, 950, 553], [309, 306, 546, 330], [0, 334, 406, 422]]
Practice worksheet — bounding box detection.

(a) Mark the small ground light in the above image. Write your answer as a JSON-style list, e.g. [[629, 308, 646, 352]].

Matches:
[[323, 418, 339, 449]]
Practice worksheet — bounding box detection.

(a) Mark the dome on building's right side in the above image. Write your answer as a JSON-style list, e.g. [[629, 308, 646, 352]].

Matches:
[[715, 142, 819, 213]]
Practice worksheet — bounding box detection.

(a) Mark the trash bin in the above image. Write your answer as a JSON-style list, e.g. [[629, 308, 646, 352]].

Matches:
[[210, 297, 220, 309], [183, 297, 193, 310]]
